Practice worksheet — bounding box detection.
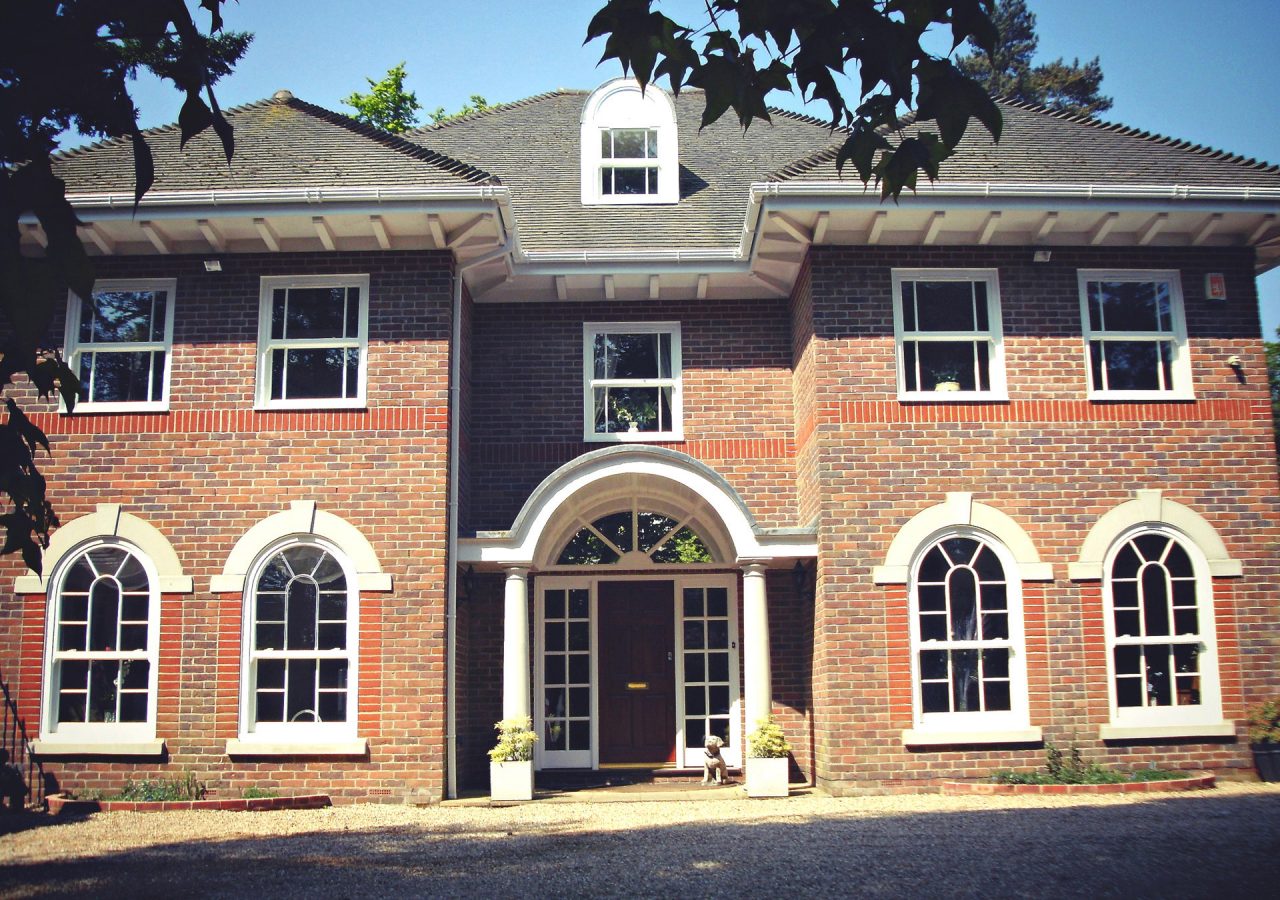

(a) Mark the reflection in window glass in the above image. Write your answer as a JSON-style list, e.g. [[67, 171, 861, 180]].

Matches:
[[542, 588, 592, 752], [683, 586, 732, 750], [70, 285, 172, 405], [1082, 275, 1182, 393], [261, 280, 365, 404], [251, 544, 352, 726], [557, 510, 713, 566], [586, 325, 680, 437], [1108, 532, 1202, 709], [913, 537, 1013, 715], [896, 275, 1001, 394], [53, 545, 153, 726]]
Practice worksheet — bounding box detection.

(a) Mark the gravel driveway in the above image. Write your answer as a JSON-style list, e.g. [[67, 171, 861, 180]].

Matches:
[[2, 783, 1278, 898]]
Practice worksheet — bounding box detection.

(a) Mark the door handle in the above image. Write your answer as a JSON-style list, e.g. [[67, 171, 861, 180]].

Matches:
[[667, 651, 673, 661]]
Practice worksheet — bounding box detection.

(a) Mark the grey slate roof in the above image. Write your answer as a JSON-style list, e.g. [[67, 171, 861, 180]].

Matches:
[[406, 90, 841, 251], [771, 99, 1280, 186], [52, 93, 496, 194]]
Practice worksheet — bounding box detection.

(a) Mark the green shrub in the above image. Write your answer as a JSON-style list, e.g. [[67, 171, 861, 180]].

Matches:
[[242, 786, 279, 799], [489, 717, 537, 762], [1247, 698, 1280, 744], [992, 743, 1181, 785], [114, 773, 206, 802], [746, 717, 791, 759]]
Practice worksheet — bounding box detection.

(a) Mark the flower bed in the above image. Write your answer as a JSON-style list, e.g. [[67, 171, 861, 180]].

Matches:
[[47, 793, 331, 814], [943, 773, 1215, 795]]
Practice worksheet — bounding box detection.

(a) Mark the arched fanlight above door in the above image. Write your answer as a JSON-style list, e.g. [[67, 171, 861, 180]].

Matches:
[[557, 509, 714, 566]]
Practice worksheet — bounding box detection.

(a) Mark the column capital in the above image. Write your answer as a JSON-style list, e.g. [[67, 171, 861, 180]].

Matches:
[[504, 565, 530, 579], [739, 562, 768, 577]]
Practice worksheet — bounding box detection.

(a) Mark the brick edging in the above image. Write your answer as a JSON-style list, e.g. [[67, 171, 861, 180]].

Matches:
[[46, 793, 332, 814], [941, 773, 1215, 795]]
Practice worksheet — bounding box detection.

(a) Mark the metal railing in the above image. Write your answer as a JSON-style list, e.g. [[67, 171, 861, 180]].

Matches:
[[1, 676, 44, 810]]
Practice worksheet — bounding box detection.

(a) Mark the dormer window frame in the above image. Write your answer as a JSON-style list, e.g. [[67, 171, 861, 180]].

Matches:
[[580, 79, 679, 206]]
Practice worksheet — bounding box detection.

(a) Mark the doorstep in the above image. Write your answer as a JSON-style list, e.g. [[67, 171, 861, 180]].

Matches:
[[441, 782, 818, 807]]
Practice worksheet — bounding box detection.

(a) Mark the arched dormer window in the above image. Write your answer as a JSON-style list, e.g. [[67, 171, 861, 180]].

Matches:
[[580, 78, 679, 205], [557, 510, 713, 565]]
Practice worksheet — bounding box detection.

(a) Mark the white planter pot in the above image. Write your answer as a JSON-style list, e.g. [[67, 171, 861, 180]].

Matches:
[[746, 756, 789, 798], [490, 760, 534, 801]]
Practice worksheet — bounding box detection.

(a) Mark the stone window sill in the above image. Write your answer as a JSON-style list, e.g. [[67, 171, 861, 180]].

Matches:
[[902, 727, 1043, 748], [1099, 722, 1236, 741], [225, 738, 368, 757], [31, 739, 165, 757]]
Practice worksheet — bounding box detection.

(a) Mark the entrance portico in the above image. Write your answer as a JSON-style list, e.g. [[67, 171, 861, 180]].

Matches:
[[459, 447, 816, 774]]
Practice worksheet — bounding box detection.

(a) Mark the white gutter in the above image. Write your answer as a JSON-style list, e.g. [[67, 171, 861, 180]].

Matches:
[[751, 180, 1280, 201], [445, 272, 463, 800], [60, 184, 512, 209]]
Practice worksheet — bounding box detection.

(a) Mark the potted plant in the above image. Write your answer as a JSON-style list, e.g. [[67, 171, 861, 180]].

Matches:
[[1247, 698, 1280, 782], [931, 367, 963, 392], [489, 717, 537, 801], [746, 716, 791, 798]]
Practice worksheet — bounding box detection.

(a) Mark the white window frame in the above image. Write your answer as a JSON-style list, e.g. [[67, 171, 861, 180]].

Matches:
[[908, 530, 1031, 736], [891, 269, 1007, 401], [580, 78, 679, 206], [238, 535, 359, 745], [1078, 269, 1192, 400], [41, 539, 161, 745], [63, 278, 176, 413], [255, 274, 369, 410], [1102, 525, 1222, 731], [582, 321, 683, 442]]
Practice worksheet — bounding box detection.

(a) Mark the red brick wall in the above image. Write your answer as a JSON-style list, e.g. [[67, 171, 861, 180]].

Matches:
[[467, 298, 799, 532], [800, 244, 1280, 793], [0, 250, 456, 803]]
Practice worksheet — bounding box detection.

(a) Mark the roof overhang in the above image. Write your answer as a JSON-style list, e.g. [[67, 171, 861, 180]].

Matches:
[[22, 180, 1280, 302]]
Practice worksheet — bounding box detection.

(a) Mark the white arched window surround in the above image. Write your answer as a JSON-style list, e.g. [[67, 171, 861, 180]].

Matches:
[[17, 505, 189, 757], [38, 538, 163, 753], [216, 502, 386, 756], [906, 528, 1036, 745], [238, 535, 359, 746], [1071, 490, 1237, 740], [580, 78, 679, 206], [875, 493, 1048, 747]]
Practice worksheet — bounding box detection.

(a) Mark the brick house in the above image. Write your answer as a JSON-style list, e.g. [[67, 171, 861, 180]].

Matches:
[[4, 77, 1279, 803]]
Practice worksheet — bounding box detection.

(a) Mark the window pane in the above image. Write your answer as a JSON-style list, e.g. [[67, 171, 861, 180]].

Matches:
[[318, 691, 347, 723], [88, 660, 119, 722], [557, 528, 620, 565], [116, 555, 148, 592], [918, 546, 950, 583], [344, 288, 360, 338], [981, 612, 1008, 641], [271, 290, 287, 340], [597, 386, 663, 432], [119, 691, 148, 723], [684, 653, 704, 683], [982, 648, 1010, 679], [707, 620, 729, 649], [922, 681, 950, 714], [920, 613, 947, 642], [281, 287, 347, 339], [637, 513, 678, 553], [912, 281, 979, 331], [568, 621, 589, 651], [545, 621, 565, 652], [706, 588, 728, 618], [1143, 645, 1172, 706], [983, 680, 1011, 712], [1116, 676, 1143, 708], [545, 655, 566, 684], [257, 659, 286, 689], [1096, 341, 1161, 391], [85, 351, 156, 403], [1133, 533, 1167, 561], [684, 620, 705, 650], [1165, 542, 1193, 578], [592, 512, 633, 554], [286, 659, 318, 721], [1141, 565, 1171, 636], [256, 690, 285, 722], [258, 593, 286, 622], [650, 526, 711, 563], [685, 686, 706, 716], [569, 589, 590, 619], [709, 686, 729, 715], [87, 291, 158, 343], [286, 579, 318, 650], [89, 579, 121, 651], [686, 718, 706, 748], [918, 584, 946, 612], [59, 624, 87, 652], [568, 720, 590, 750], [917, 341, 980, 391], [569, 687, 590, 717], [707, 652, 729, 683], [568, 654, 589, 684], [952, 649, 980, 712], [611, 129, 647, 158], [920, 649, 948, 681], [613, 167, 646, 195], [544, 590, 565, 620], [948, 568, 978, 640], [1112, 543, 1142, 580], [318, 593, 347, 622], [903, 341, 920, 392], [280, 348, 349, 400], [981, 582, 1007, 612], [683, 587, 704, 618], [317, 623, 346, 649], [119, 624, 148, 652], [1092, 281, 1170, 332], [600, 332, 660, 378]]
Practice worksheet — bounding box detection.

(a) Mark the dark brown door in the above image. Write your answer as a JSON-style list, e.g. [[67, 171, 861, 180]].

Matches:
[[598, 581, 675, 765]]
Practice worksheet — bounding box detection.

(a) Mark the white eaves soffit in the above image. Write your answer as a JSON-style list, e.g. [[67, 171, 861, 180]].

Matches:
[[24, 180, 1280, 303]]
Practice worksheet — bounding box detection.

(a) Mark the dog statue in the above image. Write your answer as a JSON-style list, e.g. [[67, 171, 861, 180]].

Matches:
[[702, 735, 729, 785]]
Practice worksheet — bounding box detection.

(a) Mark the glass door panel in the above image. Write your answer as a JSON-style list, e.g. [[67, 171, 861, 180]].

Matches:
[[677, 581, 740, 767], [538, 584, 593, 768]]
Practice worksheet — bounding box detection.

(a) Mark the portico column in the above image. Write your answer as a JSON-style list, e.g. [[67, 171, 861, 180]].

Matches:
[[502, 566, 531, 722], [742, 563, 772, 728]]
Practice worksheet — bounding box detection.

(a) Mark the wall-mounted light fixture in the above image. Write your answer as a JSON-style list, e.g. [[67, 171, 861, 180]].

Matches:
[[203, 260, 222, 272], [1032, 249, 1052, 263]]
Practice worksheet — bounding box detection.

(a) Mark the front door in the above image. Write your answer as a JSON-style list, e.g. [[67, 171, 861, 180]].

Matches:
[[598, 581, 675, 765]]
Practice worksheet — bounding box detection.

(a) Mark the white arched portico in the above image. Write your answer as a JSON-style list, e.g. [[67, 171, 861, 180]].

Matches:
[[460, 446, 816, 772]]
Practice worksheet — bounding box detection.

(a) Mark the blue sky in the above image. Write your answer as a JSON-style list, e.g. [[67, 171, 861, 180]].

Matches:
[[117, 1, 1280, 336]]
